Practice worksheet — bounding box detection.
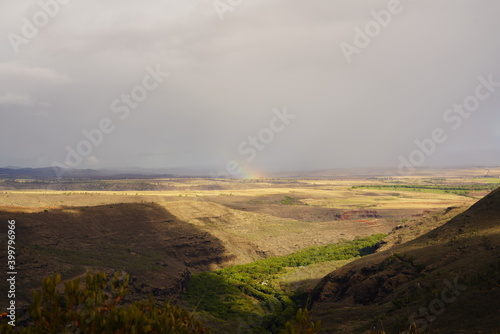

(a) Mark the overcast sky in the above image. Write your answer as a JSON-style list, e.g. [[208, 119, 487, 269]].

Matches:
[[1, 0, 499, 175]]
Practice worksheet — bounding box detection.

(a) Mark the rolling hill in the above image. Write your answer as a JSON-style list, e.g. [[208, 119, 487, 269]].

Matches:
[[0, 202, 253, 311]]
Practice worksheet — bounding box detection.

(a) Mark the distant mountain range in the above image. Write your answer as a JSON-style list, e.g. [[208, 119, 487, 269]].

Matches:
[[0, 167, 178, 179], [1, 166, 499, 180]]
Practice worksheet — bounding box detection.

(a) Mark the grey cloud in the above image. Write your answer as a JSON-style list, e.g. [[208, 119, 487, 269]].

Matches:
[[0, 0, 499, 173]]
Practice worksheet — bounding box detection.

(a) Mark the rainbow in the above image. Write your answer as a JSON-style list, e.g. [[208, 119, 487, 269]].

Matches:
[[235, 163, 267, 179]]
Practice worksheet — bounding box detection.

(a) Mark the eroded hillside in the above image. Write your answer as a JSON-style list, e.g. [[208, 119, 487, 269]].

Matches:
[[310, 188, 500, 333]]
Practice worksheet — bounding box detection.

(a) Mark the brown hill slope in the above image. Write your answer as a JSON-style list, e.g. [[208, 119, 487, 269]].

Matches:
[[375, 205, 469, 252], [309, 188, 500, 333], [0, 203, 257, 309]]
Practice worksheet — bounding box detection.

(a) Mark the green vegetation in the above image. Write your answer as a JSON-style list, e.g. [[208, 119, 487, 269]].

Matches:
[[472, 177, 500, 183], [0, 272, 208, 333], [280, 196, 303, 205], [352, 184, 497, 197], [183, 234, 385, 333]]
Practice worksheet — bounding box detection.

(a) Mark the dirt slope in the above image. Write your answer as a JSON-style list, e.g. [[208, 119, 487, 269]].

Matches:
[[159, 200, 268, 264], [309, 188, 500, 333]]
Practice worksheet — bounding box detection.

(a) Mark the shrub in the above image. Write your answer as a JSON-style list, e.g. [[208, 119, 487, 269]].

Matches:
[[0, 272, 209, 333], [280, 308, 321, 334]]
